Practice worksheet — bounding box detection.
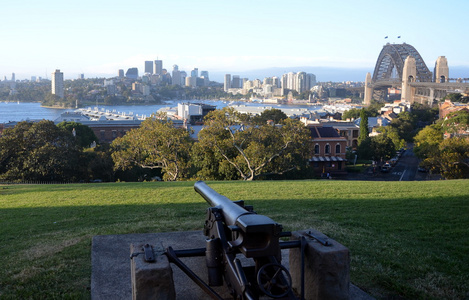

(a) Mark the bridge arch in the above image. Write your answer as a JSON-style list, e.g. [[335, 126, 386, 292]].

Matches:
[[372, 43, 432, 83]]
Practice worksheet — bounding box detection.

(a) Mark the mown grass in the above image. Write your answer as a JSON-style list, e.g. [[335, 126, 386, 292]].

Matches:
[[0, 180, 468, 299]]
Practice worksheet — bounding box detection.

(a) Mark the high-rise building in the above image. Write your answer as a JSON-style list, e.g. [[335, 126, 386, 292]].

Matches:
[[224, 74, 231, 92], [191, 68, 199, 78], [154, 60, 163, 75], [172, 65, 181, 86], [125, 68, 139, 79], [118, 69, 124, 78], [232, 75, 240, 88], [51, 69, 64, 98], [145, 61, 153, 74], [200, 71, 209, 81], [11, 73, 15, 82]]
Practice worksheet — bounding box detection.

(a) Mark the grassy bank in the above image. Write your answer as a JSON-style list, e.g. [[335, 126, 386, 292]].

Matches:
[[1, 180, 468, 299]]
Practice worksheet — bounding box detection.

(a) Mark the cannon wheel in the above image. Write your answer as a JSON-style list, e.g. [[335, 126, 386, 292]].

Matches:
[[256, 263, 292, 298]]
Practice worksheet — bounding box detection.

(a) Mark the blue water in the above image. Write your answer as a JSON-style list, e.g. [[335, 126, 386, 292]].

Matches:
[[0, 100, 321, 123]]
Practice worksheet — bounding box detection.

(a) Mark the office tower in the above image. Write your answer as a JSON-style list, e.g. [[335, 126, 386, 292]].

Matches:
[[118, 69, 124, 78], [79, 73, 84, 79], [200, 71, 209, 81], [180, 71, 187, 86], [31, 76, 36, 82], [154, 60, 163, 75], [11, 73, 15, 82], [224, 74, 231, 92], [145, 61, 153, 74], [172, 65, 181, 86], [125, 68, 139, 79], [51, 69, 64, 98], [191, 68, 199, 78], [296, 72, 307, 93], [232, 75, 240, 88]]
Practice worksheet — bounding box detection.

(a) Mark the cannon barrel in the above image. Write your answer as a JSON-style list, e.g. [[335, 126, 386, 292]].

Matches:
[[194, 181, 252, 226]]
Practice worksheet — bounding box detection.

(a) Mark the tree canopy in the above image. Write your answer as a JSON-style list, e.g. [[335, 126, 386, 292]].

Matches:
[[196, 108, 311, 180], [111, 116, 192, 181], [57, 121, 98, 148], [0, 120, 82, 182]]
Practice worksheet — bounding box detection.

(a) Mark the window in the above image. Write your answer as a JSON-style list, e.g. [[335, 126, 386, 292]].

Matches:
[[335, 144, 341, 154], [314, 144, 319, 154], [325, 144, 330, 154]]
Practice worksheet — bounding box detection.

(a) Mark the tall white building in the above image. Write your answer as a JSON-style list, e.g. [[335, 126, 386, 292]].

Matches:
[[224, 74, 231, 92], [51, 69, 64, 98]]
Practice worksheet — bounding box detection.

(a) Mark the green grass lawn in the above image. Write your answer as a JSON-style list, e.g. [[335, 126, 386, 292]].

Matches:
[[1, 180, 468, 299]]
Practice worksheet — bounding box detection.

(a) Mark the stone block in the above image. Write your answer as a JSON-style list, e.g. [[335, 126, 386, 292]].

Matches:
[[130, 243, 176, 300], [289, 229, 350, 300]]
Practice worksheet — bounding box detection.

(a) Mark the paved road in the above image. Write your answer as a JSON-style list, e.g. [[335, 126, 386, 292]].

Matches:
[[344, 144, 434, 181]]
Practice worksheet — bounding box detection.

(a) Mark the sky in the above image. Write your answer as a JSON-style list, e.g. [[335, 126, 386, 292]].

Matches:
[[1, 0, 468, 82]]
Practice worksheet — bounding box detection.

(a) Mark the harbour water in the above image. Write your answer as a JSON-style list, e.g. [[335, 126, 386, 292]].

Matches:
[[0, 100, 324, 124]]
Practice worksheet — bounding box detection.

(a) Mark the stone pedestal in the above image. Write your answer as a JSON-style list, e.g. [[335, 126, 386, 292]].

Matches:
[[289, 229, 350, 300], [130, 243, 176, 300]]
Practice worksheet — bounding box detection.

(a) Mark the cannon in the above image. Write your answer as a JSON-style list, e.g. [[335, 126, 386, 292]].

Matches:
[[195, 181, 293, 299], [155, 181, 350, 300]]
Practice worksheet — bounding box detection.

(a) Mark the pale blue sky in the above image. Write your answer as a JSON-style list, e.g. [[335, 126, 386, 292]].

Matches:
[[1, 0, 468, 80]]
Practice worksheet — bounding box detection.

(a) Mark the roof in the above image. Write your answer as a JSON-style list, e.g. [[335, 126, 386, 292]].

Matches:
[[309, 126, 340, 138]]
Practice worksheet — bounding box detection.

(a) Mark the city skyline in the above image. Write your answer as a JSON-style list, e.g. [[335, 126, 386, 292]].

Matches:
[[1, 0, 469, 81]]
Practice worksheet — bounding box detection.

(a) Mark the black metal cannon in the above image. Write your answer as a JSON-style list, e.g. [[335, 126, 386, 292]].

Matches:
[[165, 181, 299, 300]]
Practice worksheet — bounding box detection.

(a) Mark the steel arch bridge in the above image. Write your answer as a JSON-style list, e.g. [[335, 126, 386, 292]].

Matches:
[[372, 43, 432, 83]]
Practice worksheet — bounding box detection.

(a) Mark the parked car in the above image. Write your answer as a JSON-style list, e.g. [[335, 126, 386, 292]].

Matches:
[[381, 163, 391, 173]]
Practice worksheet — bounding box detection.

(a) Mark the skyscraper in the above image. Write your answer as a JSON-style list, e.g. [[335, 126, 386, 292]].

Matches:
[[224, 74, 231, 92], [191, 68, 199, 78], [200, 71, 209, 80], [232, 75, 240, 88], [172, 65, 181, 86], [145, 61, 153, 74], [154, 60, 163, 75], [51, 69, 64, 98]]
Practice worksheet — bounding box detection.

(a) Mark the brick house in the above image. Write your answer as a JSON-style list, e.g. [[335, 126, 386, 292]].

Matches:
[[309, 126, 348, 176]]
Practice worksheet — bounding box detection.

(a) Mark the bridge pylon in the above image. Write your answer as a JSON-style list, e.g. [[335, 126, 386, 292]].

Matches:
[[401, 56, 417, 103]]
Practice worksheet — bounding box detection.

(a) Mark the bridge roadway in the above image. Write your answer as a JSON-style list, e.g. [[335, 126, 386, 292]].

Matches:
[[370, 80, 469, 90]]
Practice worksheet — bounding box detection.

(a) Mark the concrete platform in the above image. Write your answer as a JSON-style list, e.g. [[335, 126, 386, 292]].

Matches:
[[91, 231, 374, 299]]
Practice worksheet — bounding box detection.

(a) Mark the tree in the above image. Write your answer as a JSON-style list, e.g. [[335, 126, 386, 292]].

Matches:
[[370, 134, 396, 162], [341, 108, 361, 121], [111, 116, 192, 181], [57, 121, 98, 148], [252, 108, 288, 125], [196, 108, 311, 181], [375, 126, 406, 151], [423, 137, 469, 179], [413, 125, 443, 159], [390, 111, 416, 142], [0, 120, 82, 182], [358, 108, 369, 146]]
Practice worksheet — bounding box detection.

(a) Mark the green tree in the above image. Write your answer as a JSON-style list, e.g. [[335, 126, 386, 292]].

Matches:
[[252, 108, 288, 125], [341, 108, 361, 121], [0, 120, 82, 182], [196, 108, 311, 181], [375, 126, 406, 151], [111, 116, 192, 181], [57, 121, 98, 148], [423, 137, 469, 179], [390, 111, 416, 142], [358, 108, 369, 145], [370, 134, 396, 162], [413, 125, 443, 159]]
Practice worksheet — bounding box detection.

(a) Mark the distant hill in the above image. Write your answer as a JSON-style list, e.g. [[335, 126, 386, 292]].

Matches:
[[210, 65, 469, 83]]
